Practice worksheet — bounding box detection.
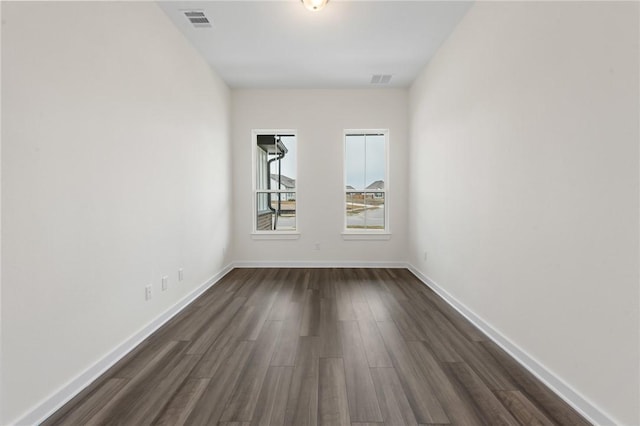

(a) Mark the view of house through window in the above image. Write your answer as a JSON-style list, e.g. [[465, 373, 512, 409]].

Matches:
[[255, 132, 297, 231], [345, 131, 387, 231]]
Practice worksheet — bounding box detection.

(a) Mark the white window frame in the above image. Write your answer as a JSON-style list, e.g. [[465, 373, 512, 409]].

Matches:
[[251, 129, 300, 239], [342, 129, 390, 240]]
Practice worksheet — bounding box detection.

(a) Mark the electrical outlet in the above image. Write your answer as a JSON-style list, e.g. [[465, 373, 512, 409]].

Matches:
[[178, 268, 184, 282], [162, 275, 168, 291], [145, 285, 152, 301], [423, 251, 428, 261], [314, 242, 320, 250]]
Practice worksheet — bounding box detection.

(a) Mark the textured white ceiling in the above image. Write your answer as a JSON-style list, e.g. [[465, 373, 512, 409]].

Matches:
[[158, 1, 473, 88]]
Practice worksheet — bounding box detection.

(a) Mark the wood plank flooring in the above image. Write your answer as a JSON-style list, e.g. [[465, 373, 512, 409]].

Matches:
[[44, 268, 590, 426]]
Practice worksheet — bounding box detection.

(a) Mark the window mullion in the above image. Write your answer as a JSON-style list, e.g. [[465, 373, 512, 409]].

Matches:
[[363, 134, 368, 229]]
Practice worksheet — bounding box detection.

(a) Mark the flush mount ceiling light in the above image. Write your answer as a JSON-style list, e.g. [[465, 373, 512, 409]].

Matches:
[[301, 0, 329, 12]]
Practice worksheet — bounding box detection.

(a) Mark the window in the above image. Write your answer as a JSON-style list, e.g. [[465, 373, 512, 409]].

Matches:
[[253, 131, 297, 233], [344, 130, 388, 233]]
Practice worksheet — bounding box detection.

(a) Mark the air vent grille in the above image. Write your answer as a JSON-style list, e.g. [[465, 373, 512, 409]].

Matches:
[[184, 11, 211, 28], [371, 74, 393, 85]]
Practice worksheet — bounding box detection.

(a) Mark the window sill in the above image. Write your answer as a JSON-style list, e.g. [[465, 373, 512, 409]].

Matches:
[[251, 232, 301, 240], [341, 232, 391, 241]]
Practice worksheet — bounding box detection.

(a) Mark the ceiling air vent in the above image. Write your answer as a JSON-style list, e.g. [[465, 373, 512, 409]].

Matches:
[[184, 11, 212, 28], [370, 74, 393, 85]]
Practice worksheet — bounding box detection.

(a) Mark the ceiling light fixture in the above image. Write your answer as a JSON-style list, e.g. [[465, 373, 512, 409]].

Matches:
[[301, 0, 329, 12]]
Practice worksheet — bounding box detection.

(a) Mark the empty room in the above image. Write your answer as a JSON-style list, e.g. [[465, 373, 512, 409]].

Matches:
[[1, 0, 638, 425]]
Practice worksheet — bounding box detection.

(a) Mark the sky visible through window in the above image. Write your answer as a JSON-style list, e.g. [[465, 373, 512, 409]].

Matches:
[[266, 134, 385, 189], [270, 136, 296, 182], [345, 134, 385, 189]]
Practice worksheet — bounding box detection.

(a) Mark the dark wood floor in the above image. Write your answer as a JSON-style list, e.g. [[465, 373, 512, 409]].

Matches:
[[44, 268, 590, 426]]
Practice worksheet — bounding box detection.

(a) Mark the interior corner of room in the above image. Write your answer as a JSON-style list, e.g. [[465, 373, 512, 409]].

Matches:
[[1, 1, 639, 425]]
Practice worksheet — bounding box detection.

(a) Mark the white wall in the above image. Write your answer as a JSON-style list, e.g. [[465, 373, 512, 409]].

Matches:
[[1, 2, 232, 423], [231, 89, 408, 265], [408, 2, 639, 424]]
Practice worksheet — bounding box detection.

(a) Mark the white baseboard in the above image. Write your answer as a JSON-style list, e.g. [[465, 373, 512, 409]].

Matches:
[[232, 260, 408, 268], [12, 264, 234, 426], [407, 264, 617, 426], [12, 262, 616, 426]]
